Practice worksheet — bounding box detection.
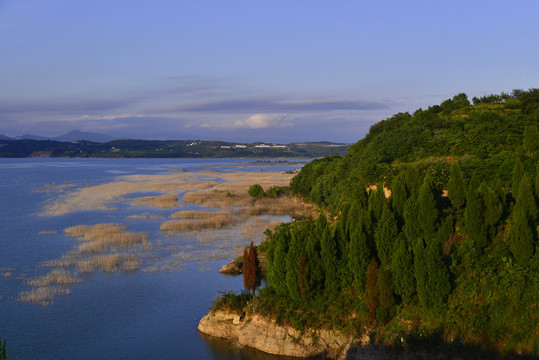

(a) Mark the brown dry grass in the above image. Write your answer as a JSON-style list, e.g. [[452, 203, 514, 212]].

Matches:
[[77, 254, 120, 273], [18, 287, 71, 306], [40, 173, 217, 216], [170, 210, 222, 219], [130, 194, 179, 208], [27, 269, 79, 287], [64, 223, 149, 253], [160, 214, 238, 232]]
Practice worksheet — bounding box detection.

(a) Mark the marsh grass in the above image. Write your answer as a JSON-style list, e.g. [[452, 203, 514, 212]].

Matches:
[[64, 223, 149, 253], [77, 254, 120, 273], [160, 215, 238, 232], [170, 210, 221, 219], [130, 194, 179, 208], [23, 170, 305, 305], [18, 286, 71, 306]]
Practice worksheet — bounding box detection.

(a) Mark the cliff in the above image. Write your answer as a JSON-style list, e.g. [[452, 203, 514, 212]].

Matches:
[[198, 310, 375, 359]]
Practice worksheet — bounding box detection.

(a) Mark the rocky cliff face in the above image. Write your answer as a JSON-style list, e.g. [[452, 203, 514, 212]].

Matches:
[[198, 310, 367, 359]]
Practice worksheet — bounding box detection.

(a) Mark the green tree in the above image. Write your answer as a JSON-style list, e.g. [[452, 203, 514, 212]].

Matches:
[[374, 202, 398, 267], [512, 158, 524, 195], [368, 184, 387, 223], [285, 228, 303, 303], [318, 214, 339, 291], [522, 125, 539, 157], [418, 172, 439, 237], [448, 162, 467, 210], [516, 174, 538, 222], [464, 185, 488, 259], [348, 212, 373, 291], [535, 161, 539, 199], [377, 267, 396, 318], [391, 171, 408, 222], [414, 238, 451, 309], [266, 225, 290, 297], [364, 258, 380, 320], [390, 234, 415, 304], [510, 206, 535, 267], [403, 195, 421, 243], [248, 184, 265, 198]]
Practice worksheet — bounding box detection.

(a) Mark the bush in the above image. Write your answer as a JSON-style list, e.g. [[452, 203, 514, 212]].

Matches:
[[248, 184, 265, 198], [376, 306, 388, 323], [211, 290, 253, 314]]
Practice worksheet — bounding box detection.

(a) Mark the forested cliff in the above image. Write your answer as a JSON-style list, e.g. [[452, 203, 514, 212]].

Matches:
[[238, 90, 538, 357]]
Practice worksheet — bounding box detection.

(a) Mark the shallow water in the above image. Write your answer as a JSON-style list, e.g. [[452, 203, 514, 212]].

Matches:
[[0, 158, 305, 360]]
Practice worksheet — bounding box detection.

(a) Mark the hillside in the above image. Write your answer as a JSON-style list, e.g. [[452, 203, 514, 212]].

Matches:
[[0, 139, 349, 158], [211, 89, 539, 358]]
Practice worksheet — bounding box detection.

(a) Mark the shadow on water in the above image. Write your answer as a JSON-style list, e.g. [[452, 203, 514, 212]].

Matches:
[[201, 330, 539, 360], [342, 331, 539, 360], [199, 332, 319, 360]]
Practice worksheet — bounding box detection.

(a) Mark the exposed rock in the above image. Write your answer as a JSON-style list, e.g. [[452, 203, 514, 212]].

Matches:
[[219, 257, 243, 275], [198, 310, 363, 358]]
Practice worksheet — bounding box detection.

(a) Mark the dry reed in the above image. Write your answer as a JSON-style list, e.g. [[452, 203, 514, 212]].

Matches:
[[170, 210, 222, 219], [160, 215, 237, 232], [26, 269, 79, 287], [130, 194, 179, 208], [77, 254, 120, 273], [64, 223, 149, 253], [18, 287, 71, 306]]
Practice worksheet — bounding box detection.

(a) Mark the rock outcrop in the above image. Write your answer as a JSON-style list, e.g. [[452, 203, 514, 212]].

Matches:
[[198, 310, 368, 359]]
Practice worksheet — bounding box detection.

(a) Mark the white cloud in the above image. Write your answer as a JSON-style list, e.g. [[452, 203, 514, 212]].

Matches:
[[233, 113, 291, 129], [66, 113, 151, 121]]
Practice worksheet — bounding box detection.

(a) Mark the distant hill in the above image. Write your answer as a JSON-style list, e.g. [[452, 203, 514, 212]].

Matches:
[[0, 134, 13, 140], [0, 139, 350, 158], [52, 130, 116, 143], [16, 134, 49, 140]]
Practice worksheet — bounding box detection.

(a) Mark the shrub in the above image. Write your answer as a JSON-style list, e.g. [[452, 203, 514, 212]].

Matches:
[[248, 184, 265, 198]]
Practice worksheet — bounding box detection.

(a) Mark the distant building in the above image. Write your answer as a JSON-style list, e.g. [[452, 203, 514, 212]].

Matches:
[[254, 144, 270, 148], [220, 146, 231, 149], [235, 145, 247, 148]]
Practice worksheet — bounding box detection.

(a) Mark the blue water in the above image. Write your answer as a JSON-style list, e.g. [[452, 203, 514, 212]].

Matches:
[[0, 158, 306, 360]]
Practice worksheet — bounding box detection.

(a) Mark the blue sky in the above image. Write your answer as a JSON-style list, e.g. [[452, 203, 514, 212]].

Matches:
[[1, 0, 538, 143]]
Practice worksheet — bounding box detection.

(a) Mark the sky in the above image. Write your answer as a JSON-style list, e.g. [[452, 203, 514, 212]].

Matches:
[[1, 1, 538, 143]]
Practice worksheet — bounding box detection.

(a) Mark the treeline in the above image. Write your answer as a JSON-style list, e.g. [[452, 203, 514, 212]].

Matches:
[[0, 139, 350, 158], [253, 90, 539, 355]]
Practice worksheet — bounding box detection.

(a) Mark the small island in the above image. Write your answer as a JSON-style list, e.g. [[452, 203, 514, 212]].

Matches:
[[199, 90, 539, 359]]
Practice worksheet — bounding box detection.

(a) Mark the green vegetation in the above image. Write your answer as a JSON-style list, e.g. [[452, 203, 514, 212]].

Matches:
[[0, 339, 15, 360], [248, 184, 290, 199], [213, 89, 539, 357]]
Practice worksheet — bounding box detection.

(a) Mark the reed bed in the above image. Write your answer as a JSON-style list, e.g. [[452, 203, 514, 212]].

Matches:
[[40, 173, 217, 216], [237, 196, 313, 217], [26, 269, 79, 287], [170, 210, 222, 219], [18, 287, 71, 306], [77, 254, 120, 273], [130, 194, 179, 208], [160, 215, 238, 232], [64, 223, 149, 253]]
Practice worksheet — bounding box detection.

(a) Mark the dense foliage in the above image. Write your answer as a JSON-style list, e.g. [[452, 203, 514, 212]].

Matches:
[[256, 90, 539, 356]]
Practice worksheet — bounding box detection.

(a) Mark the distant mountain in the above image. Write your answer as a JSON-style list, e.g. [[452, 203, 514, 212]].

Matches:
[[0, 134, 13, 140], [16, 134, 49, 140], [52, 130, 116, 143]]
